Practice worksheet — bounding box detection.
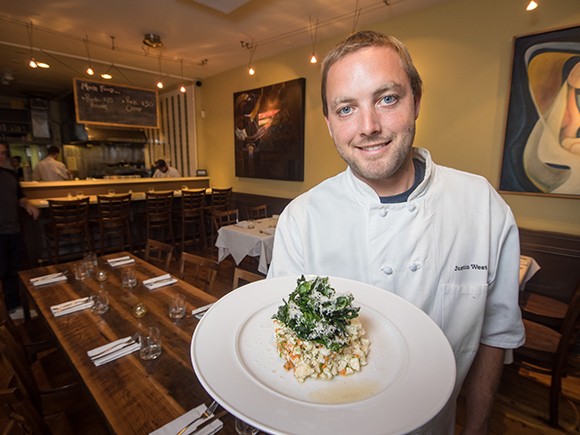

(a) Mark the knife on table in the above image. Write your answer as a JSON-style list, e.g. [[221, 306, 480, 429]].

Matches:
[[190, 409, 228, 434]]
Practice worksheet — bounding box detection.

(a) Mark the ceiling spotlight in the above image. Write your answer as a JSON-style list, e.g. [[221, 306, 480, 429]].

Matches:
[[526, 0, 538, 10], [248, 66, 255, 76], [101, 73, 112, 80], [157, 80, 164, 89], [143, 33, 163, 48], [180, 85, 186, 93], [29, 58, 38, 68], [86, 67, 94, 76], [36, 61, 50, 69]]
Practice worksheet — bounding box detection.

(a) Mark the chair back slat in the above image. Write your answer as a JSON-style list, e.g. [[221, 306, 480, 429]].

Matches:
[[212, 209, 239, 233], [179, 252, 219, 293]]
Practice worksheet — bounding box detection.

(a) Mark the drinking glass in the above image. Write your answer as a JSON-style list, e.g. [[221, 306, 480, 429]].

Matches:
[[140, 327, 162, 360], [73, 261, 87, 281], [168, 293, 186, 319], [108, 189, 115, 195], [83, 252, 97, 275], [247, 219, 255, 229], [121, 266, 137, 288], [90, 290, 109, 314], [235, 418, 259, 435]]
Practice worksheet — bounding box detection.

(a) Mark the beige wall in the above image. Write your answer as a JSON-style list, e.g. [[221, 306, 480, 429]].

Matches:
[[196, 0, 580, 235]]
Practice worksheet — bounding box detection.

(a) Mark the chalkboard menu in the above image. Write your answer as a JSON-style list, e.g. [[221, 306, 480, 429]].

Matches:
[[73, 78, 159, 128]]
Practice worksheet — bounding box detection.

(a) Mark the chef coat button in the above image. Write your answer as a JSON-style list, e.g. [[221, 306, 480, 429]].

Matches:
[[381, 266, 393, 275], [409, 262, 421, 272], [380, 208, 388, 217], [407, 203, 416, 212]]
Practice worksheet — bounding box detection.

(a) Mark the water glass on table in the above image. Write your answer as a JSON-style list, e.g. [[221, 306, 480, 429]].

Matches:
[[140, 327, 162, 360], [90, 289, 109, 314], [235, 418, 259, 434], [73, 261, 87, 281], [169, 293, 186, 319], [122, 266, 137, 288]]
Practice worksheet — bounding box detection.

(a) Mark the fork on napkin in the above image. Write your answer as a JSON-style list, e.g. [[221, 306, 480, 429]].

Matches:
[[87, 336, 140, 366], [30, 272, 67, 286], [149, 404, 224, 435], [107, 256, 135, 267], [50, 297, 93, 317], [143, 273, 177, 290]]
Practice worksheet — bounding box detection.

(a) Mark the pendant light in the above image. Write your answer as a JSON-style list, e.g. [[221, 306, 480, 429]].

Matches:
[[526, 0, 538, 10], [179, 59, 186, 93], [84, 35, 95, 75], [309, 16, 319, 64]]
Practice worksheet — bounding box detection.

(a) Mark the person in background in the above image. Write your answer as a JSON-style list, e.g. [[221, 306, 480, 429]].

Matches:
[[32, 145, 70, 181], [268, 31, 524, 434], [0, 141, 39, 312], [152, 159, 181, 178], [10, 155, 24, 180]]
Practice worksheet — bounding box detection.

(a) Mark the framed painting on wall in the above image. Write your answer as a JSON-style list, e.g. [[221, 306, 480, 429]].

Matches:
[[234, 78, 305, 181], [499, 25, 580, 198]]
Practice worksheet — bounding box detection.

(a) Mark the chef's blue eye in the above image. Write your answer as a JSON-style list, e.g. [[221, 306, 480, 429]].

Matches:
[[381, 95, 397, 105], [338, 106, 352, 116]]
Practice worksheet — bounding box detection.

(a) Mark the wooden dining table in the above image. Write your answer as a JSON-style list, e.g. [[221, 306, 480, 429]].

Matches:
[[18, 252, 236, 434]]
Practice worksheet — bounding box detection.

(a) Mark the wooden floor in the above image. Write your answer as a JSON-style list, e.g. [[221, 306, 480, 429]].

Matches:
[[185, 246, 580, 434]]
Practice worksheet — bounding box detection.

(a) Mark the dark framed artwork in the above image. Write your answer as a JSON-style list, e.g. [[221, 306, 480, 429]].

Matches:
[[500, 25, 580, 198], [234, 78, 305, 181]]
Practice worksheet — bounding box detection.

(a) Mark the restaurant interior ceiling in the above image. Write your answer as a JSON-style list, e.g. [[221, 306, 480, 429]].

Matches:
[[0, 0, 447, 100]]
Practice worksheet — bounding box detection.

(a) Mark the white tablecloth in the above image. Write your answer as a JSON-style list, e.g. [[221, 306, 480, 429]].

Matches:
[[215, 218, 276, 274], [519, 255, 541, 291]]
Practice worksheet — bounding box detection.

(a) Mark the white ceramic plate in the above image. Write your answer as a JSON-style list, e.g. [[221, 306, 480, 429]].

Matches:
[[191, 276, 455, 435]]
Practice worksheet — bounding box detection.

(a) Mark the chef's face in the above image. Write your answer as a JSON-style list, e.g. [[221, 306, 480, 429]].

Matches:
[[324, 46, 420, 194]]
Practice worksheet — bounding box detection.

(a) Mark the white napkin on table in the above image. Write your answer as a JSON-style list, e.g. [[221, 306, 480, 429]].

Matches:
[[107, 256, 135, 267], [143, 273, 177, 290], [149, 404, 223, 435], [30, 272, 67, 286], [191, 303, 214, 320], [50, 297, 93, 317], [234, 220, 248, 229], [87, 336, 140, 367], [259, 227, 275, 235]]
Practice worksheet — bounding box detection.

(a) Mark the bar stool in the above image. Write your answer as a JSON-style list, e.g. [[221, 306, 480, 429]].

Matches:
[[96, 193, 132, 255], [205, 187, 232, 242], [145, 191, 174, 244], [177, 188, 206, 252], [45, 197, 92, 264]]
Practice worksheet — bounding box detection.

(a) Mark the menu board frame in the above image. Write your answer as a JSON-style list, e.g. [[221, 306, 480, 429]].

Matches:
[[73, 78, 159, 129]]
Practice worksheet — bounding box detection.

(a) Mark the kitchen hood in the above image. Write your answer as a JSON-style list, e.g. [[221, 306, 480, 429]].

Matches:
[[69, 124, 148, 144]]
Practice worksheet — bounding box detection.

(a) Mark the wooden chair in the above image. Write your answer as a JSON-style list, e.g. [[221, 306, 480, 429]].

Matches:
[[145, 191, 175, 244], [45, 197, 92, 263], [144, 239, 174, 272], [177, 188, 206, 251], [232, 267, 264, 289], [179, 252, 219, 293], [520, 292, 569, 330], [205, 187, 232, 241], [247, 204, 268, 220], [96, 193, 132, 255], [512, 282, 580, 427], [0, 323, 81, 419], [212, 209, 239, 234], [0, 283, 53, 361]]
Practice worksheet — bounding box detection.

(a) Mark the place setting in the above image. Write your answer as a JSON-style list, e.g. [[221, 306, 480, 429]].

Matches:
[[149, 400, 225, 435], [29, 271, 68, 287]]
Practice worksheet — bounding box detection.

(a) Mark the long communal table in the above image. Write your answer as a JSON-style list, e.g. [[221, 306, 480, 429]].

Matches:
[[18, 252, 235, 434]]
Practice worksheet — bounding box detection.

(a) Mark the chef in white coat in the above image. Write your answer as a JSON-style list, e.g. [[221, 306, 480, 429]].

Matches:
[[268, 31, 524, 434]]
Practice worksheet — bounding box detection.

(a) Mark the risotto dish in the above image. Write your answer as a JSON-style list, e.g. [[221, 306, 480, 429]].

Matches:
[[272, 276, 370, 383]]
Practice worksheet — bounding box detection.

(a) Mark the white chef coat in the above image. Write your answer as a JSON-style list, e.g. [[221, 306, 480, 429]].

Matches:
[[32, 156, 69, 181], [268, 147, 525, 434], [153, 166, 181, 178]]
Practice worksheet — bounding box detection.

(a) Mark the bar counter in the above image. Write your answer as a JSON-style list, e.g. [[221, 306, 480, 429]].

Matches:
[[20, 177, 211, 265], [21, 176, 210, 199]]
